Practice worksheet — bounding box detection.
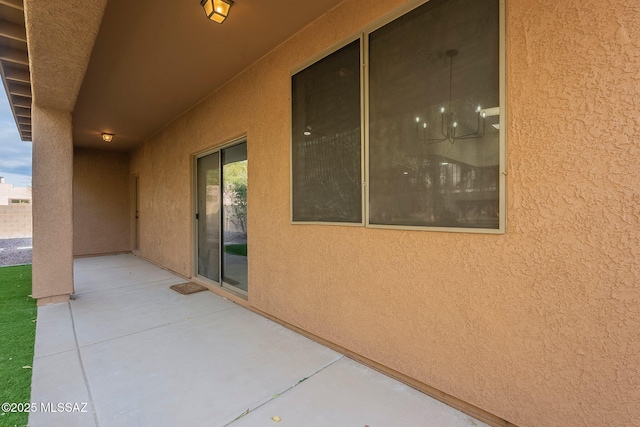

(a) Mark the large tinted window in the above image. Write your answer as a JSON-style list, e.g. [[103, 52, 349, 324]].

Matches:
[[291, 40, 362, 223], [368, 0, 500, 229]]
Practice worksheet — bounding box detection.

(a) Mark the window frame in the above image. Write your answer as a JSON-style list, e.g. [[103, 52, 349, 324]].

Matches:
[[289, 34, 366, 227], [290, 0, 506, 234], [192, 135, 249, 298]]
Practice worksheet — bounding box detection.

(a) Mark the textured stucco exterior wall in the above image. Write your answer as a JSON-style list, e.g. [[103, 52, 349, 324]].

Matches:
[[73, 148, 131, 256], [25, 0, 107, 111], [26, 0, 108, 304], [132, 0, 640, 425], [31, 106, 74, 304], [130, 136, 194, 274], [504, 1, 640, 423]]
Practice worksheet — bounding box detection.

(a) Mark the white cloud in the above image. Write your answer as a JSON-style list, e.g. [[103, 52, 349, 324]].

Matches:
[[0, 158, 30, 169]]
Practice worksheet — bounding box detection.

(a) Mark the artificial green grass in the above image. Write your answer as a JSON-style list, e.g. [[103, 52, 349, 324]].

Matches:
[[0, 265, 36, 427], [224, 244, 247, 257]]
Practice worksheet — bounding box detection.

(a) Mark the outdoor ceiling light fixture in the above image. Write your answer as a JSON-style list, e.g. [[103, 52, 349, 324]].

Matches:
[[102, 133, 114, 143], [201, 0, 234, 24]]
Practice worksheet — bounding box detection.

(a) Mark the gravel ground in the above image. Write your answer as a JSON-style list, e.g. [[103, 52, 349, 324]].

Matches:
[[0, 238, 33, 267]]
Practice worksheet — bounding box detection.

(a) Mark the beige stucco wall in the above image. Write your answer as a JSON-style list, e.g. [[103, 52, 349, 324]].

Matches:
[[31, 106, 74, 304], [131, 0, 640, 425], [26, 0, 108, 304], [130, 142, 193, 272], [73, 148, 131, 256], [25, 0, 107, 112]]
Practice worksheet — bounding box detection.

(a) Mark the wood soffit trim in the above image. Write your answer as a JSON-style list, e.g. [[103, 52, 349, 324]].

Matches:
[[0, 0, 30, 140]]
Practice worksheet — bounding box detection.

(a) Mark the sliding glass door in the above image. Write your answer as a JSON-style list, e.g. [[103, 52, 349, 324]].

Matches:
[[196, 151, 221, 282], [221, 143, 248, 292], [196, 141, 248, 295]]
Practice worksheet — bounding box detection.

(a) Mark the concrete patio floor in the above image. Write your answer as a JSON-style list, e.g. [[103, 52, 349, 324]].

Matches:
[[29, 254, 487, 427]]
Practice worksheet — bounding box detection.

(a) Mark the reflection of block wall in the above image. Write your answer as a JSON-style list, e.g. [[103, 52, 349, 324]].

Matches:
[[0, 205, 33, 238]]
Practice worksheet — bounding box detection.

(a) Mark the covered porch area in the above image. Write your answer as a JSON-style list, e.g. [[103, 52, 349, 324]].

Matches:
[[29, 254, 485, 427], [2, 0, 636, 425]]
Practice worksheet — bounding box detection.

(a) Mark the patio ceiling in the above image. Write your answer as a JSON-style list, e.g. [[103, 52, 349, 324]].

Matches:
[[0, 0, 31, 141], [2, 0, 344, 148], [71, 0, 345, 151]]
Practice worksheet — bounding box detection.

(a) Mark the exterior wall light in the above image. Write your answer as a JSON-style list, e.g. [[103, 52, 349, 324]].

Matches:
[[201, 0, 234, 24], [102, 133, 114, 143]]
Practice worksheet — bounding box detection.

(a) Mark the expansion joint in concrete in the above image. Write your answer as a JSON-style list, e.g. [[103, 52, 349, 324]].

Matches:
[[224, 355, 345, 426], [68, 302, 101, 427]]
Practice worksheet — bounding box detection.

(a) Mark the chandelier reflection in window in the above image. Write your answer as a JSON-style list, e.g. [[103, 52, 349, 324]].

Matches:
[[415, 49, 489, 145]]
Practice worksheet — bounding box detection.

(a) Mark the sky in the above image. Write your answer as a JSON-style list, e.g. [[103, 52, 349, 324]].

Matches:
[[0, 84, 32, 188]]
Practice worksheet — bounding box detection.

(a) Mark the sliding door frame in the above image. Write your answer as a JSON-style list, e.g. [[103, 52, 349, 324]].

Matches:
[[193, 135, 248, 298]]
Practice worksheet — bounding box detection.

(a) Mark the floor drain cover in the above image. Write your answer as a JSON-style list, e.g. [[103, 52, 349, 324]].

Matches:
[[170, 282, 208, 295]]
